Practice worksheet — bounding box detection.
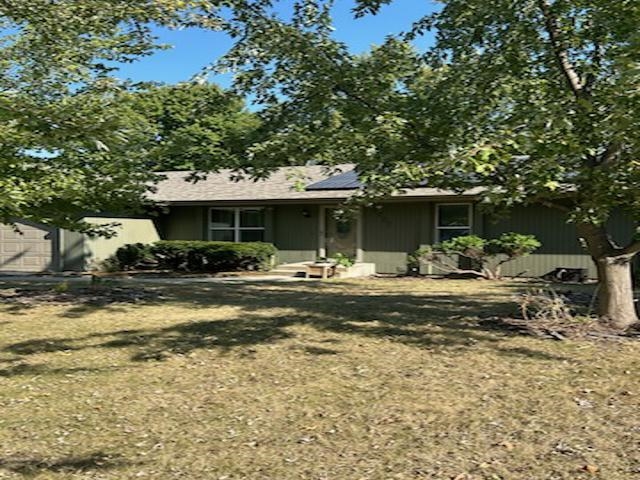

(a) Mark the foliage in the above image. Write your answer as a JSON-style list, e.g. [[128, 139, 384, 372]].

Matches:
[[114, 243, 154, 271], [52, 281, 70, 294], [112, 240, 277, 273], [331, 252, 354, 268], [127, 83, 260, 172], [413, 233, 541, 279], [0, 1, 265, 232], [219, 0, 640, 227], [3, 0, 638, 323]]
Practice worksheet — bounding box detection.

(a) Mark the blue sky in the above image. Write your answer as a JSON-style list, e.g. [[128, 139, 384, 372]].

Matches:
[[114, 0, 437, 87]]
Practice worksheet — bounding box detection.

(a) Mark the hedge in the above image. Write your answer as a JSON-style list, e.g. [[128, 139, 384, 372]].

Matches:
[[111, 240, 277, 273]]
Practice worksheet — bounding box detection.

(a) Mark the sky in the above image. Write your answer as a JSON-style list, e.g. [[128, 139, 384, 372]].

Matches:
[[114, 0, 438, 88]]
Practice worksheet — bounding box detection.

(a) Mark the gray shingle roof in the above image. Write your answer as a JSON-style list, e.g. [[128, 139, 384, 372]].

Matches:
[[149, 165, 480, 203]]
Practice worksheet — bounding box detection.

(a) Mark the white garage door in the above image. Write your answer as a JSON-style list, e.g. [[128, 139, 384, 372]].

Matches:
[[0, 222, 54, 272]]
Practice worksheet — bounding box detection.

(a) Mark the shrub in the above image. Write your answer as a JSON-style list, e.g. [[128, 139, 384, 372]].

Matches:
[[111, 240, 277, 273], [332, 252, 354, 268], [114, 243, 153, 270], [412, 232, 541, 279]]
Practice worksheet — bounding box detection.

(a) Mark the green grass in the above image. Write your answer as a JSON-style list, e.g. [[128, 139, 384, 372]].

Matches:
[[0, 278, 638, 479]]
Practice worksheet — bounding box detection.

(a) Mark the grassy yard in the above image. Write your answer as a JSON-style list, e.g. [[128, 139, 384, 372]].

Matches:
[[0, 278, 638, 479]]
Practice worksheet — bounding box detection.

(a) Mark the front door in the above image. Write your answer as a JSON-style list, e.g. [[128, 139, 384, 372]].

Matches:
[[325, 208, 357, 259]]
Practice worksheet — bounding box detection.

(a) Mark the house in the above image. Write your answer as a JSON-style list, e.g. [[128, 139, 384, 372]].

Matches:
[[150, 165, 635, 278], [1, 165, 635, 276]]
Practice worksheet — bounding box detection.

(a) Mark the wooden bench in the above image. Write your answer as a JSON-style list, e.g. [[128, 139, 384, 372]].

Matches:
[[305, 263, 336, 279]]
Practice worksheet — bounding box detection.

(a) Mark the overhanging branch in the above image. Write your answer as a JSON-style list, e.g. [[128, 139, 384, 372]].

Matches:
[[621, 240, 640, 256], [538, 0, 585, 98]]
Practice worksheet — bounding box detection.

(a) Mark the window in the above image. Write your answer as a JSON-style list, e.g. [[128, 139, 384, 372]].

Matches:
[[436, 204, 472, 242], [209, 207, 265, 242]]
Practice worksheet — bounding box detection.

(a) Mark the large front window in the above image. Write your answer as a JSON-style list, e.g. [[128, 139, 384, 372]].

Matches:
[[209, 207, 265, 242], [436, 204, 472, 242]]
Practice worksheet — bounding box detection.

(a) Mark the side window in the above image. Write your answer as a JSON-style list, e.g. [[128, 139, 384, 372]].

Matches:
[[436, 204, 471, 242], [209, 208, 265, 242], [210, 208, 235, 241], [239, 208, 265, 242]]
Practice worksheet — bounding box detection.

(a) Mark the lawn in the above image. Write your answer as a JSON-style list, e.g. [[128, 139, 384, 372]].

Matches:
[[0, 278, 638, 479]]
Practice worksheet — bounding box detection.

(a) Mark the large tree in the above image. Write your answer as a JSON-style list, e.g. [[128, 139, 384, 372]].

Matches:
[[0, 0, 253, 231], [127, 83, 259, 172], [215, 0, 639, 328]]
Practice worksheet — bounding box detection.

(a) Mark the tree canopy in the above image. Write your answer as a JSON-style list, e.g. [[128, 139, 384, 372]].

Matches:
[[221, 1, 639, 225], [127, 83, 259, 172], [0, 0, 251, 231]]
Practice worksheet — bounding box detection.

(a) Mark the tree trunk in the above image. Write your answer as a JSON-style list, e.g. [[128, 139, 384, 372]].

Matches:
[[594, 256, 638, 329], [577, 223, 639, 329]]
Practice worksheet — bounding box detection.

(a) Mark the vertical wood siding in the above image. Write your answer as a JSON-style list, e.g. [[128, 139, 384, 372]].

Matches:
[[273, 205, 319, 263], [158, 202, 637, 278], [362, 203, 432, 274], [482, 206, 637, 278]]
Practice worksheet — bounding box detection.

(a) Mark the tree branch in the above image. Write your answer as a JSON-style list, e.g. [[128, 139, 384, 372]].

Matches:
[[621, 240, 640, 256], [538, 0, 584, 98], [598, 142, 623, 166], [538, 199, 571, 213]]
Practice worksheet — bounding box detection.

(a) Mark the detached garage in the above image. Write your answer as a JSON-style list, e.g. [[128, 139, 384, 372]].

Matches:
[[0, 221, 56, 272], [0, 217, 160, 273]]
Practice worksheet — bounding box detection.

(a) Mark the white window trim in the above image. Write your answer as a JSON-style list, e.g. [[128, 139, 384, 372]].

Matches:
[[209, 207, 265, 242], [434, 203, 473, 242]]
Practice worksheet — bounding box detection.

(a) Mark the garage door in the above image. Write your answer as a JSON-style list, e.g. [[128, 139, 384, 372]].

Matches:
[[0, 222, 54, 272]]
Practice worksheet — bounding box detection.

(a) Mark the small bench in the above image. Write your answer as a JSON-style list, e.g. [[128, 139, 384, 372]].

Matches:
[[306, 263, 336, 279]]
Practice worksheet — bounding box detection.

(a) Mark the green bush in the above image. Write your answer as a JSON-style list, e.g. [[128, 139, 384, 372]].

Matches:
[[412, 232, 541, 279], [114, 242, 153, 270], [332, 252, 354, 268], [112, 240, 277, 273]]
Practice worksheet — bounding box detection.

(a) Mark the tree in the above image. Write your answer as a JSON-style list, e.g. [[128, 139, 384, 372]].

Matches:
[[0, 0, 253, 232], [127, 83, 260, 172], [213, 0, 640, 329], [413, 233, 541, 280]]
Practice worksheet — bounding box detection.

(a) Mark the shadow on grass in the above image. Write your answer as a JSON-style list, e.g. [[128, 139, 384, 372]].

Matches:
[[0, 452, 132, 475], [2, 280, 572, 364], [0, 361, 122, 378], [0, 282, 163, 317]]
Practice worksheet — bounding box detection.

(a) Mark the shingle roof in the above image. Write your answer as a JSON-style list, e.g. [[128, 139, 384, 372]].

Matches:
[[149, 165, 481, 203]]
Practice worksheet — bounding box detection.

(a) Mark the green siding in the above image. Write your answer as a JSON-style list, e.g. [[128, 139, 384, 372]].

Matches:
[[61, 230, 86, 271], [362, 203, 432, 274], [482, 206, 637, 278], [82, 217, 161, 268], [158, 201, 637, 278], [273, 205, 318, 263], [161, 206, 207, 240], [160, 204, 316, 263]]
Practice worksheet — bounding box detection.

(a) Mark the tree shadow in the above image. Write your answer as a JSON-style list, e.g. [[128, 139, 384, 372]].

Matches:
[[0, 283, 164, 316], [0, 361, 122, 378], [3, 281, 569, 363], [0, 452, 133, 475]]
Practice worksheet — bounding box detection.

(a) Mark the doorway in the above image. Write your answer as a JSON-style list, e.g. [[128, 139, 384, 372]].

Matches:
[[324, 208, 358, 259]]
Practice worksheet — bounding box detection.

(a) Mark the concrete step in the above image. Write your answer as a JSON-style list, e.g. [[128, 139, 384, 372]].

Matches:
[[270, 269, 306, 277], [274, 263, 310, 271]]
